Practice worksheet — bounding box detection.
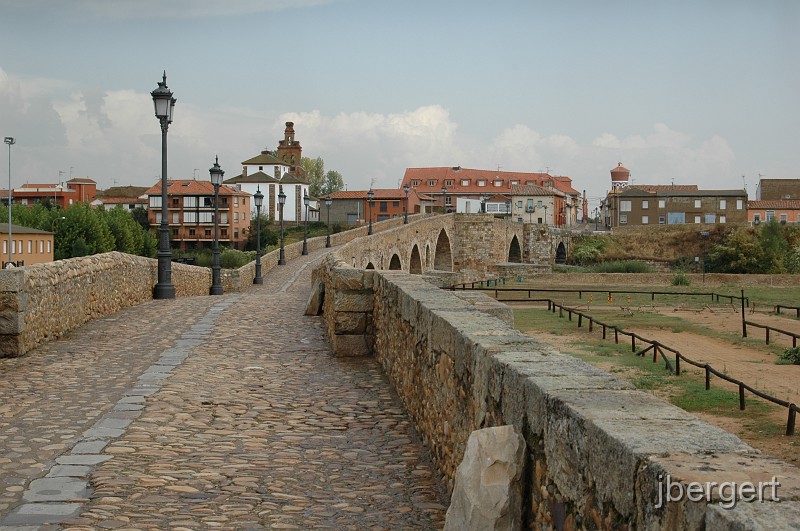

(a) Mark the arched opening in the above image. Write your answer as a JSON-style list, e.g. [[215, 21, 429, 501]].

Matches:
[[366, 262, 375, 270], [410, 245, 422, 274], [433, 229, 452, 271], [555, 242, 567, 264], [508, 235, 522, 263], [389, 254, 402, 270], [426, 244, 431, 268]]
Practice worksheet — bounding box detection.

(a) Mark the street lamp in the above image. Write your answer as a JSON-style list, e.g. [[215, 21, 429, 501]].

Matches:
[[4, 136, 14, 268], [594, 207, 599, 231], [278, 186, 286, 265], [481, 194, 486, 213], [543, 205, 548, 225], [325, 197, 332, 247], [367, 188, 374, 235], [403, 183, 410, 224], [209, 156, 224, 296], [253, 187, 264, 284], [441, 186, 447, 214], [506, 200, 512, 219], [302, 191, 309, 255], [151, 72, 176, 299]]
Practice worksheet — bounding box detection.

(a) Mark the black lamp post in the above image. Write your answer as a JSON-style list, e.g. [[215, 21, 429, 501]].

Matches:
[[441, 186, 447, 214], [325, 197, 332, 247], [151, 72, 177, 299], [253, 187, 263, 284], [481, 194, 486, 213], [543, 205, 548, 225], [4, 136, 14, 268], [403, 184, 410, 224], [209, 156, 224, 296], [302, 191, 309, 255], [367, 188, 374, 235], [278, 186, 286, 265]]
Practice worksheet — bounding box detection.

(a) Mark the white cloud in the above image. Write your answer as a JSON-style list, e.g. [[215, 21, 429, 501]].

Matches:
[[0, 66, 740, 205]]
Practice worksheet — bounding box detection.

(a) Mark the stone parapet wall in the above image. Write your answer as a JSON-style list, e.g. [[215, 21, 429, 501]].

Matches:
[[527, 272, 800, 288], [364, 272, 799, 528]]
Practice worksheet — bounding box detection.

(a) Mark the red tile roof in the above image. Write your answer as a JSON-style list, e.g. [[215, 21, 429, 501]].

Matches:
[[511, 184, 563, 197], [401, 167, 578, 196], [748, 200, 800, 209], [97, 196, 147, 205], [630, 184, 699, 192], [145, 180, 249, 196], [326, 188, 410, 200]]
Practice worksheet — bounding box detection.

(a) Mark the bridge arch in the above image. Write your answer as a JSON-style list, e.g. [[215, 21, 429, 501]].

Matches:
[[555, 242, 567, 264], [508, 235, 522, 263], [389, 254, 402, 270], [433, 229, 452, 271], [426, 244, 431, 268], [366, 262, 375, 270], [410, 245, 423, 274]]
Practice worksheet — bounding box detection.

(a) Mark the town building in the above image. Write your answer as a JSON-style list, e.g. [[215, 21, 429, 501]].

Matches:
[[400, 166, 580, 225], [600, 163, 748, 228], [145, 180, 250, 251], [748, 200, 800, 225], [3, 178, 98, 208], [224, 122, 311, 222], [322, 188, 426, 226], [1, 223, 54, 267], [509, 184, 567, 225], [91, 186, 149, 211], [756, 178, 800, 201]]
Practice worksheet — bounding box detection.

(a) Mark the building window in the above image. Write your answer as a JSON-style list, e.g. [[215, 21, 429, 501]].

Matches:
[[526, 199, 534, 211], [659, 199, 666, 208], [780, 213, 788, 223], [234, 212, 239, 221], [620, 215, 628, 224], [183, 212, 198, 223], [694, 216, 702, 224], [205, 229, 212, 237], [736, 199, 743, 210], [234, 197, 239, 206], [668, 212, 686, 224], [537, 200, 543, 208], [155, 212, 162, 223], [510, 180, 519, 185], [221, 228, 228, 237], [172, 212, 179, 224], [444, 180, 453, 186], [379, 202, 388, 212], [220, 213, 228, 224], [184, 196, 198, 207], [461, 179, 470, 186], [694, 199, 701, 208], [642, 200, 649, 209], [516, 200, 523, 208], [642, 215, 649, 224], [172, 228, 179, 236], [149, 196, 162, 208], [494, 180, 503, 187], [719, 199, 726, 209], [620, 200, 632, 212], [47, 240, 51, 253], [445, 196, 452, 206], [27, 240, 32, 253], [189, 228, 196, 236], [392, 201, 399, 207], [412, 180, 420, 186], [477, 180, 486, 186], [428, 179, 436, 186], [659, 216, 666, 224], [172, 198, 179, 206], [766, 210, 776, 222], [705, 214, 716, 224], [753, 213, 761, 223], [38, 241, 43, 253], [199, 212, 213, 223], [720, 215, 726, 224]]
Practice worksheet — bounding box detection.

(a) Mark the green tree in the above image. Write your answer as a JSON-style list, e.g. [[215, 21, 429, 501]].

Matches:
[[243, 215, 278, 251], [760, 220, 788, 273], [707, 227, 765, 273], [302, 156, 326, 197], [321, 170, 345, 196], [131, 206, 150, 232], [105, 206, 146, 255]]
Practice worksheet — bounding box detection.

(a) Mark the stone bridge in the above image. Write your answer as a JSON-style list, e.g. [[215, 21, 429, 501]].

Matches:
[[1, 214, 797, 528]]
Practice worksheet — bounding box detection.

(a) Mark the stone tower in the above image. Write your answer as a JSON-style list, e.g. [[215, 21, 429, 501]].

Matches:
[[276, 122, 302, 171], [610, 162, 630, 191]]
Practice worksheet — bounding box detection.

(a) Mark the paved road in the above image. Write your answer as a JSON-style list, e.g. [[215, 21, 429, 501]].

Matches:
[[0, 247, 447, 529]]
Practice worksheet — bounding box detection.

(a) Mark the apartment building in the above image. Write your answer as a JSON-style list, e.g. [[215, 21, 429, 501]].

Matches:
[[1, 223, 54, 267], [145, 180, 250, 251]]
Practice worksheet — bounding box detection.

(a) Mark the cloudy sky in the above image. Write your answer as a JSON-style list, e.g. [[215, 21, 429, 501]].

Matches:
[[0, 0, 797, 207]]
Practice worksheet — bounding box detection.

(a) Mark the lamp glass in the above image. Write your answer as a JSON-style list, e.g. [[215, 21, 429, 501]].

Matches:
[[325, 197, 332, 207], [254, 188, 263, 208], [303, 193, 309, 207], [209, 157, 224, 186], [278, 191, 286, 205]]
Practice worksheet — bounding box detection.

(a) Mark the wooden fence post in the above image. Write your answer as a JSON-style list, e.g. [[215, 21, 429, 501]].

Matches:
[[675, 354, 681, 376], [787, 405, 797, 437], [705, 365, 711, 390]]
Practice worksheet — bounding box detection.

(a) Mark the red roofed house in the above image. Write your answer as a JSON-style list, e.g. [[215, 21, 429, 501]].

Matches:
[[145, 179, 251, 250], [748, 200, 800, 225], [400, 166, 580, 225], [7, 177, 97, 208]]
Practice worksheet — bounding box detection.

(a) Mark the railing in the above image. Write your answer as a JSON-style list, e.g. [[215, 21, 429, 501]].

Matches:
[[544, 298, 798, 436], [776, 304, 800, 318], [738, 290, 800, 348]]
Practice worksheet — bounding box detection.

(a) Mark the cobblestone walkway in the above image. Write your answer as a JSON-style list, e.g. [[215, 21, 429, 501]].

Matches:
[[0, 247, 447, 529]]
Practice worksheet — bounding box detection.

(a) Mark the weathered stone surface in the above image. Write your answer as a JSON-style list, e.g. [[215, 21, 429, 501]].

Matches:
[[333, 312, 367, 334], [331, 333, 370, 357], [304, 278, 324, 315], [706, 501, 800, 530], [333, 290, 373, 312], [445, 425, 526, 531]]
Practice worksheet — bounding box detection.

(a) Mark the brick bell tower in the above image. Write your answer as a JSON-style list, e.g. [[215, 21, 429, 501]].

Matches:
[[276, 122, 303, 172]]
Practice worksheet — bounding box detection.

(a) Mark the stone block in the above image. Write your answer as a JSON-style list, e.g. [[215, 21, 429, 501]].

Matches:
[[305, 278, 325, 316], [334, 289, 374, 312], [0, 268, 24, 293], [0, 333, 24, 358], [706, 500, 800, 530], [332, 334, 371, 357], [444, 425, 526, 531], [0, 310, 24, 335], [334, 312, 367, 334], [332, 268, 366, 290]]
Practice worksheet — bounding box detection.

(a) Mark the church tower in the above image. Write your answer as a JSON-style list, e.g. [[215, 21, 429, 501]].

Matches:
[[276, 122, 303, 172], [610, 162, 630, 191]]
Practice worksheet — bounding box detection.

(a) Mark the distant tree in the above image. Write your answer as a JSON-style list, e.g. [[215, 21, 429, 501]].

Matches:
[[707, 227, 765, 274], [243, 215, 278, 251], [760, 220, 789, 273], [302, 156, 344, 197], [131, 206, 150, 232]]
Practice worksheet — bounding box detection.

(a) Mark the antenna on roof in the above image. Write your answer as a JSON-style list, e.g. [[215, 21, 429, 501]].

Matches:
[[497, 164, 502, 171], [193, 169, 199, 180]]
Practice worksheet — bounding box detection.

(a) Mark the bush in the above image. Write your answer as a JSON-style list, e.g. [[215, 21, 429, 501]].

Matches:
[[672, 272, 691, 286], [220, 248, 255, 269], [590, 261, 652, 273], [571, 236, 605, 265], [777, 347, 800, 365]]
